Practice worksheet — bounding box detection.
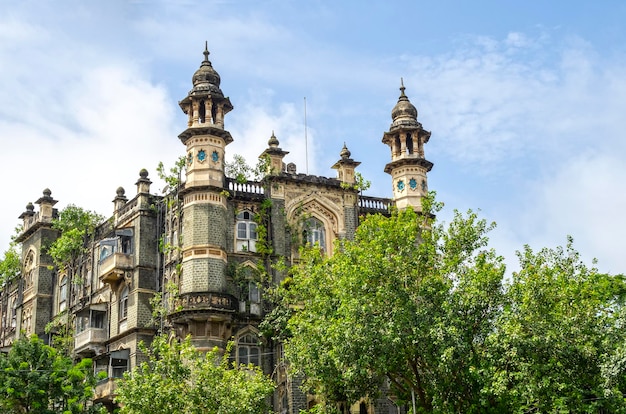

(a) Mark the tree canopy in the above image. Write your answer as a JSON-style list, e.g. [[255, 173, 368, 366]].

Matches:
[[115, 336, 275, 414], [0, 334, 101, 414], [48, 204, 104, 276], [275, 196, 626, 413]]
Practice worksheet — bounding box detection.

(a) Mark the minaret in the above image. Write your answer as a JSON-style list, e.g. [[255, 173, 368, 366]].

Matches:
[[382, 80, 433, 211], [172, 44, 235, 351], [178, 42, 233, 188]]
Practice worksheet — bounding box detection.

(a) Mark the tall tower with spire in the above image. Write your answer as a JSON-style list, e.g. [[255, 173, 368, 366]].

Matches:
[[382, 80, 433, 211], [170, 44, 235, 350], [178, 42, 233, 188]]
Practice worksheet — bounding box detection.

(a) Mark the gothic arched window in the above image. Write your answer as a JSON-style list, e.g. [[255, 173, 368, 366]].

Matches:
[[24, 251, 35, 289], [304, 217, 326, 250], [237, 332, 261, 366]]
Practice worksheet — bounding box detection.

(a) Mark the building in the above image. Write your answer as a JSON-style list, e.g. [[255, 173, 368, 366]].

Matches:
[[0, 44, 433, 413]]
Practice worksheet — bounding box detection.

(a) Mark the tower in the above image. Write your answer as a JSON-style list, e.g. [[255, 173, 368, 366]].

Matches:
[[382, 80, 433, 211], [178, 42, 233, 188], [171, 44, 235, 350]]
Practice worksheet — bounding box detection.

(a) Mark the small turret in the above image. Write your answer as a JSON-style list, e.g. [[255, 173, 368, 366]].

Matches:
[[331, 143, 361, 185]]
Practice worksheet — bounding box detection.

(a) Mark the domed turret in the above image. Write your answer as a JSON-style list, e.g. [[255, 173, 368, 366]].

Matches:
[[178, 42, 233, 135], [190, 42, 224, 97], [390, 78, 419, 130]]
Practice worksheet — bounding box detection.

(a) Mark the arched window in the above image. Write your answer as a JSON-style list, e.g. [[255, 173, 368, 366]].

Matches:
[[22, 308, 32, 335], [236, 211, 257, 252], [24, 251, 35, 289], [199, 100, 206, 123], [237, 332, 261, 366], [59, 276, 68, 312], [304, 218, 326, 250], [119, 285, 129, 331], [394, 136, 401, 157], [406, 133, 414, 154]]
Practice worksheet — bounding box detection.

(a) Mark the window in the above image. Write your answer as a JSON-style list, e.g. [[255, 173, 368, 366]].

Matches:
[[119, 286, 129, 331], [236, 211, 257, 252], [91, 311, 105, 329], [59, 276, 68, 312], [22, 308, 32, 335], [304, 218, 326, 250], [76, 314, 89, 333], [24, 251, 35, 289], [237, 333, 261, 366], [110, 349, 130, 378], [199, 99, 206, 123], [248, 281, 260, 303], [406, 133, 414, 154]]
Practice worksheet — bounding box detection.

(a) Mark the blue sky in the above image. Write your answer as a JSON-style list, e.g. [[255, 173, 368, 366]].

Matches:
[[1, 0, 625, 274]]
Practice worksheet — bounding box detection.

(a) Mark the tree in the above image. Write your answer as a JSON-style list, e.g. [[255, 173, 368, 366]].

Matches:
[[115, 335, 275, 414], [280, 196, 506, 413], [48, 204, 104, 277], [0, 334, 101, 414], [0, 244, 21, 288], [0, 226, 24, 287], [46, 205, 103, 354], [484, 237, 626, 413]]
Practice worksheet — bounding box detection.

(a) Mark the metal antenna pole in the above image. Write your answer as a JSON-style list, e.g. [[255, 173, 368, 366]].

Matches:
[[304, 97, 309, 174]]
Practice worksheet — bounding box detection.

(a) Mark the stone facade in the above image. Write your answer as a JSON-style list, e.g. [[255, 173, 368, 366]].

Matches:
[[0, 44, 433, 414]]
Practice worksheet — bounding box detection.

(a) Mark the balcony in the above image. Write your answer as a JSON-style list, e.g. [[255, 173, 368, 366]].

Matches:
[[74, 327, 107, 356], [99, 253, 133, 284], [94, 378, 117, 403], [169, 292, 237, 322]]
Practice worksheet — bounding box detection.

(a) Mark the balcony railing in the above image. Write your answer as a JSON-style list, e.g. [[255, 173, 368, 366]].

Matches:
[[99, 253, 133, 283], [94, 378, 116, 402], [74, 327, 107, 354], [170, 292, 237, 319]]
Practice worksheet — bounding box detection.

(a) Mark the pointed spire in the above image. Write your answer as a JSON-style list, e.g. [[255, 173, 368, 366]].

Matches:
[[203, 40, 210, 63], [340, 142, 351, 159], [399, 77, 406, 97]]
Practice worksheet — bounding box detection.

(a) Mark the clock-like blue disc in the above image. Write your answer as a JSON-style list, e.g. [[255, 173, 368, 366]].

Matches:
[[197, 149, 207, 162]]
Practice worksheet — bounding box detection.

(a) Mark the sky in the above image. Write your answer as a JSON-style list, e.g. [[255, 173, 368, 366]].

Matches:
[[1, 0, 625, 275]]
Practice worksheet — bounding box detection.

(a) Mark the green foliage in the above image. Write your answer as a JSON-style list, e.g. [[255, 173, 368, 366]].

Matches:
[[225, 154, 253, 184], [0, 334, 101, 414], [115, 336, 275, 414], [274, 193, 626, 413], [340, 172, 371, 192], [0, 226, 25, 287], [253, 198, 273, 257], [157, 156, 186, 191], [44, 311, 74, 355], [0, 244, 21, 287], [281, 195, 505, 412], [484, 237, 626, 413], [225, 153, 270, 184], [48, 205, 104, 274]]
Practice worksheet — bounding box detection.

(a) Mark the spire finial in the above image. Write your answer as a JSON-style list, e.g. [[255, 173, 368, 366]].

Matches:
[[203, 41, 210, 62], [340, 142, 351, 159], [399, 77, 406, 97], [268, 130, 280, 148]]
